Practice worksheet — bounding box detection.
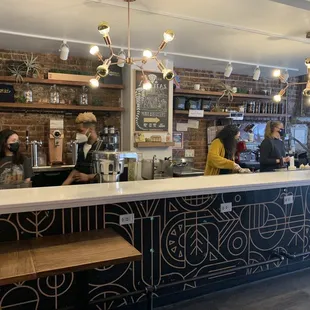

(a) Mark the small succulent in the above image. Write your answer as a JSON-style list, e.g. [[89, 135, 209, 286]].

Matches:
[[24, 53, 41, 77], [8, 65, 25, 83]]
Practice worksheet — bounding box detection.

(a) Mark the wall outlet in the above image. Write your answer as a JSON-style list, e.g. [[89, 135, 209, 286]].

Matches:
[[119, 213, 135, 225], [220, 202, 232, 213], [284, 195, 294, 205], [185, 149, 195, 157]]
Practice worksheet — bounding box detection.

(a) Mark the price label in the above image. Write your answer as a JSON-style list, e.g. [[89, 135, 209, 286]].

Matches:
[[189, 110, 204, 118], [229, 112, 244, 120]]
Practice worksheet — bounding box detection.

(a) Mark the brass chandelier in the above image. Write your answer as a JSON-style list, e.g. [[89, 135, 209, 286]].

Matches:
[[273, 58, 310, 102], [89, 0, 175, 90]]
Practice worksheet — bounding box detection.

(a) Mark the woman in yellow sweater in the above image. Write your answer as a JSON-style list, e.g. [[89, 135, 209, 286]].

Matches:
[[205, 125, 241, 176]]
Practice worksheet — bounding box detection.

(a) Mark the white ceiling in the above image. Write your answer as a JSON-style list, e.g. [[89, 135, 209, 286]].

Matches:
[[1, 0, 310, 76]]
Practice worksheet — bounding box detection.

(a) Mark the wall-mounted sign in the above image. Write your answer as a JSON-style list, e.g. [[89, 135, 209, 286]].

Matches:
[[134, 71, 169, 132]]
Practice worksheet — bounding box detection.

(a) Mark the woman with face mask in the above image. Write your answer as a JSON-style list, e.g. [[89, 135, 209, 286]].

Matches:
[[63, 112, 104, 185], [0, 129, 32, 186], [260, 121, 290, 172], [205, 125, 243, 176]]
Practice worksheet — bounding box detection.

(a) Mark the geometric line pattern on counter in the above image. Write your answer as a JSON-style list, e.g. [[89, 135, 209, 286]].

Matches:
[[0, 186, 310, 309]]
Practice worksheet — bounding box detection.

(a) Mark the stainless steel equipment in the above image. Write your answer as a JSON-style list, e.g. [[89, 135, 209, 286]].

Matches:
[[92, 151, 139, 183], [70, 140, 79, 165], [29, 140, 43, 167]]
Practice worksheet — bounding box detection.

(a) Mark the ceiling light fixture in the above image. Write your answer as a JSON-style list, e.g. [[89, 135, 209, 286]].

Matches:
[[253, 66, 261, 81], [273, 59, 310, 102], [224, 63, 233, 78], [59, 40, 70, 61], [89, 0, 175, 89], [117, 49, 126, 67]]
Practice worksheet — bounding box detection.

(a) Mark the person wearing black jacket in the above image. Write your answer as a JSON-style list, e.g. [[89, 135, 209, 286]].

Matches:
[[62, 112, 103, 185], [260, 121, 290, 172]]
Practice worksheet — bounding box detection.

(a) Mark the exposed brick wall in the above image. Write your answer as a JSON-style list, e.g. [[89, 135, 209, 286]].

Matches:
[[172, 67, 300, 169], [0, 50, 122, 164]]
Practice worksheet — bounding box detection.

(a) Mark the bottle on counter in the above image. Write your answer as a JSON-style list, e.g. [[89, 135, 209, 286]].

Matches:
[[166, 132, 171, 142], [79, 86, 88, 105], [24, 83, 33, 103], [49, 84, 60, 104], [101, 127, 109, 150]]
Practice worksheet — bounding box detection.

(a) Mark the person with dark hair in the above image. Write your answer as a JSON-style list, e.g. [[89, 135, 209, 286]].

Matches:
[[63, 112, 104, 185], [0, 129, 32, 185], [205, 125, 242, 176], [260, 120, 290, 172]]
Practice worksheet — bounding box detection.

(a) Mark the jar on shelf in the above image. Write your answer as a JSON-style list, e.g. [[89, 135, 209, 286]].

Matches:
[[79, 86, 88, 105], [23, 83, 33, 103], [49, 84, 60, 104]]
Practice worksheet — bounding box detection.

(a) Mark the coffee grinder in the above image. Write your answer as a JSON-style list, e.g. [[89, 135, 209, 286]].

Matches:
[[49, 119, 64, 165]]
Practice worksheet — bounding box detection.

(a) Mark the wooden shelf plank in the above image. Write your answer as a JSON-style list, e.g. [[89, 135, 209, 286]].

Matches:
[[174, 110, 288, 118], [134, 142, 175, 148], [0, 102, 124, 112], [174, 89, 283, 100], [0, 76, 124, 90]]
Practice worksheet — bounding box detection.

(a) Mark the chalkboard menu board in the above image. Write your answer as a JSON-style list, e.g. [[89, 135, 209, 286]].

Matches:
[[135, 70, 169, 132]]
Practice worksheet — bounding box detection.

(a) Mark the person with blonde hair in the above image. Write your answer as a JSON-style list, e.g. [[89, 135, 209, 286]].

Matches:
[[260, 120, 290, 172], [63, 112, 103, 185]]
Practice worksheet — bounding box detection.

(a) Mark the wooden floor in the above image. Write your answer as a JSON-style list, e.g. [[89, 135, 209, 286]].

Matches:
[[159, 269, 310, 310]]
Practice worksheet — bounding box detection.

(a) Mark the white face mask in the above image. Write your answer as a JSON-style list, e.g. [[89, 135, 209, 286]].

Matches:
[[76, 130, 90, 144]]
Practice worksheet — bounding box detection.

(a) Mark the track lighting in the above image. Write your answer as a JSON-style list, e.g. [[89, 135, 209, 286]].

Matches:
[[253, 66, 260, 81], [59, 40, 69, 61], [117, 49, 126, 68], [224, 63, 233, 78]]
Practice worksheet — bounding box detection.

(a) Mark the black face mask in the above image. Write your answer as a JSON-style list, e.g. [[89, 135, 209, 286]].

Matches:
[[279, 129, 285, 137], [8, 142, 20, 153]]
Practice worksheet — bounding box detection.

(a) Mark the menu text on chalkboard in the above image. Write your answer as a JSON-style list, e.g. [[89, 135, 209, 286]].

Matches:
[[135, 71, 169, 132]]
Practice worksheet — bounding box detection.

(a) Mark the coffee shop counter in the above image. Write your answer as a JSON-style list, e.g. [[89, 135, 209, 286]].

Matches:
[[1, 171, 310, 309]]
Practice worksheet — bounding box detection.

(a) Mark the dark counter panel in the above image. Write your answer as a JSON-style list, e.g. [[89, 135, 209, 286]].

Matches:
[[0, 186, 309, 309]]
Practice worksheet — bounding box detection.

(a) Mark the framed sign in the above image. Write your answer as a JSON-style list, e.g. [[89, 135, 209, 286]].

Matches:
[[134, 70, 169, 132]]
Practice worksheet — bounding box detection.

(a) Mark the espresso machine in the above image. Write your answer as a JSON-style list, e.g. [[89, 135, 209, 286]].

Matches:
[[92, 151, 141, 183], [49, 119, 64, 165]]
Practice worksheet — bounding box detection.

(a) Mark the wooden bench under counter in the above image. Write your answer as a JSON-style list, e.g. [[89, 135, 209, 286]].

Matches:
[[0, 228, 142, 309]]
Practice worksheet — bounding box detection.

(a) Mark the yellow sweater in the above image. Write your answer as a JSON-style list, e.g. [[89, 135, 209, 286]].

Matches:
[[204, 138, 235, 176]]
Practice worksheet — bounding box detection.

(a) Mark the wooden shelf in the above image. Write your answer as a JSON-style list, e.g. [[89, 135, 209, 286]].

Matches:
[[134, 142, 175, 148], [0, 76, 124, 90], [0, 102, 124, 113], [174, 89, 284, 100], [174, 110, 287, 118]]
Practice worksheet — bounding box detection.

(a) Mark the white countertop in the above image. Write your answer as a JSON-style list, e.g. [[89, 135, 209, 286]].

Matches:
[[1, 170, 310, 215]]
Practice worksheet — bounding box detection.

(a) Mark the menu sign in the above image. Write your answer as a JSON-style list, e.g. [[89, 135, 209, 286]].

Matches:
[[135, 70, 169, 132]]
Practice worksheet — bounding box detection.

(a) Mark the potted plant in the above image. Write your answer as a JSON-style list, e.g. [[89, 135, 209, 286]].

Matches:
[[24, 53, 41, 78]]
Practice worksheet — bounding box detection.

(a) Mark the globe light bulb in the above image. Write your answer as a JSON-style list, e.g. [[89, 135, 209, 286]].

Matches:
[[90, 78, 99, 88], [273, 69, 281, 78], [90, 45, 100, 55], [143, 49, 153, 59], [143, 80, 152, 90], [273, 94, 282, 103], [163, 30, 175, 42]]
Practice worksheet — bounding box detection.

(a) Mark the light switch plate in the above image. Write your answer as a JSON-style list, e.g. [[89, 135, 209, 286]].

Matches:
[[119, 214, 135, 225], [284, 195, 294, 205], [220, 202, 232, 213], [185, 149, 195, 157]]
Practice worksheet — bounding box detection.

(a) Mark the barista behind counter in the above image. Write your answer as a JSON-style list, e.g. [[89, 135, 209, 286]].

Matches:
[[260, 121, 290, 172], [63, 112, 103, 185]]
